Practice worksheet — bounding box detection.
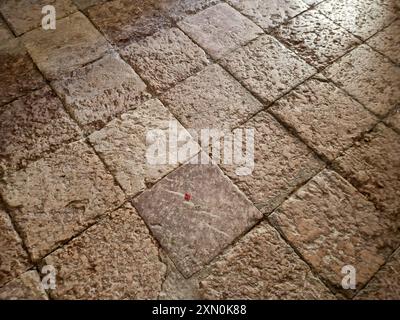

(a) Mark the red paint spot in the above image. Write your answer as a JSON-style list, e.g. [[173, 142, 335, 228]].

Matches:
[[184, 193, 192, 201]]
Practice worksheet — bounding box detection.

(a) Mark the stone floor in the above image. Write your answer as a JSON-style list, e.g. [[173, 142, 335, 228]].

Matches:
[[0, 0, 399, 300]]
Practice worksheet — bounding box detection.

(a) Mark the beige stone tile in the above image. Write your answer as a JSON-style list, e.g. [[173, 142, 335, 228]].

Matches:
[[384, 105, 400, 133], [270, 169, 400, 293], [178, 3, 263, 59], [0, 16, 13, 41], [0, 270, 47, 300], [133, 164, 262, 277], [368, 19, 400, 64], [0, 140, 125, 261]]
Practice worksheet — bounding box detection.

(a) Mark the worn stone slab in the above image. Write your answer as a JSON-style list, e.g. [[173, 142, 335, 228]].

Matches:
[[356, 248, 400, 299], [220, 111, 324, 214], [324, 45, 400, 117], [199, 222, 334, 299], [0, 0, 77, 36], [161, 0, 221, 22], [0, 86, 81, 174], [220, 35, 316, 104], [161, 64, 263, 130], [133, 164, 263, 277], [0, 39, 45, 106], [22, 12, 111, 80], [385, 106, 400, 133], [0, 270, 47, 300], [52, 53, 148, 134], [333, 123, 400, 215], [302, 0, 324, 5], [368, 19, 400, 65], [89, 99, 200, 197], [0, 141, 125, 261], [270, 77, 378, 161], [275, 10, 361, 69], [0, 209, 30, 287], [0, 16, 13, 41], [317, 0, 396, 40], [178, 3, 263, 60], [227, 0, 309, 31], [270, 169, 400, 293], [43, 203, 166, 299], [121, 28, 209, 93], [73, 0, 107, 10], [88, 0, 172, 46]]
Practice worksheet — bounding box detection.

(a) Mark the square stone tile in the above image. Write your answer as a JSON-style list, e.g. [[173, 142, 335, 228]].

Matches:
[[161, 0, 221, 22], [385, 105, 400, 133], [43, 203, 166, 299], [199, 222, 334, 299], [0, 208, 30, 287], [121, 28, 209, 93], [178, 3, 263, 60], [333, 123, 400, 214], [324, 45, 400, 117], [270, 169, 400, 293], [367, 19, 400, 65], [89, 99, 200, 197], [160, 64, 263, 130], [0, 39, 45, 106], [220, 35, 316, 105], [274, 10, 361, 69], [88, 0, 172, 46], [0, 16, 13, 41], [317, 0, 396, 40], [0, 270, 47, 300], [227, 0, 309, 31], [0, 140, 125, 261], [52, 53, 149, 134], [22, 12, 111, 80], [220, 111, 324, 214], [270, 77, 378, 161], [133, 164, 263, 277], [356, 248, 400, 299], [0, 86, 81, 174], [0, 0, 77, 36]]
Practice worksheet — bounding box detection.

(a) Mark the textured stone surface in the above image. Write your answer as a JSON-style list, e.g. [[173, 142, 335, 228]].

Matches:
[[161, 0, 221, 22], [0, 86, 81, 173], [22, 12, 111, 80], [178, 3, 263, 60], [227, 0, 309, 31], [0, 271, 47, 300], [73, 0, 107, 10], [270, 77, 378, 161], [302, 0, 324, 5], [0, 0, 77, 36], [0, 16, 13, 41], [44, 203, 166, 299], [199, 222, 334, 299], [0, 39, 45, 106], [324, 45, 400, 116], [89, 99, 199, 197], [356, 248, 400, 299], [385, 106, 400, 133], [220, 35, 316, 104], [221, 111, 324, 214], [368, 19, 400, 64], [275, 10, 360, 69], [121, 28, 209, 93], [317, 0, 396, 40], [0, 209, 30, 287], [161, 64, 263, 130], [88, 0, 172, 46], [133, 164, 262, 277], [0, 141, 125, 261], [333, 123, 400, 215], [270, 170, 400, 293], [52, 53, 148, 134]]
